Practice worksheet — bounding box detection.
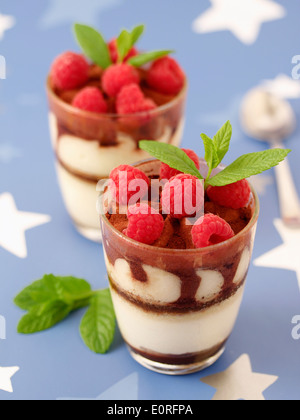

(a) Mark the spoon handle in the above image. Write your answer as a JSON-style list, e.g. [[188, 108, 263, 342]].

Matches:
[[272, 142, 300, 228]]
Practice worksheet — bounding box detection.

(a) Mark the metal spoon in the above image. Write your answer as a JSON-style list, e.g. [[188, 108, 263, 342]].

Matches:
[[240, 87, 300, 228]]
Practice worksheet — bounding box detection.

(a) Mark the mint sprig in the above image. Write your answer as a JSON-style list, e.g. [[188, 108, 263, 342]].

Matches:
[[139, 121, 291, 187], [139, 141, 203, 180], [73, 23, 174, 68], [73, 23, 112, 69], [15, 275, 116, 354], [117, 24, 145, 63]]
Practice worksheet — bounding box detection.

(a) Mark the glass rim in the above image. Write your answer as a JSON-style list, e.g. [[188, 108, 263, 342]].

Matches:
[[100, 158, 260, 255], [46, 76, 188, 119]]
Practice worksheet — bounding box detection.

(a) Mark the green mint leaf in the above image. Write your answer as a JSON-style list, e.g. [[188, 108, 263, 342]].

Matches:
[[17, 300, 72, 334], [117, 29, 132, 62], [130, 24, 145, 45], [139, 141, 203, 179], [80, 289, 116, 354], [213, 120, 232, 166], [201, 133, 219, 176], [73, 23, 112, 69], [14, 275, 92, 310], [207, 149, 292, 187], [117, 25, 145, 63], [129, 50, 174, 67]]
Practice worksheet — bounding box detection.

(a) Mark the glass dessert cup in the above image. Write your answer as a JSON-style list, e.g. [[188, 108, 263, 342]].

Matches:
[[100, 159, 260, 376], [46, 79, 187, 242]]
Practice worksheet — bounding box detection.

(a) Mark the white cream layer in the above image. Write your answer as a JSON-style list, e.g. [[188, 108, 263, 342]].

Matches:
[[111, 285, 245, 355], [105, 250, 251, 355], [49, 112, 184, 177]]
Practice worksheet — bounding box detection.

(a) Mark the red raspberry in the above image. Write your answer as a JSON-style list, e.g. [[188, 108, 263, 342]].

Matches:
[[50, 52, 89, 90], [125, 203, 164, 245], [146, 56, 185, 95], [102, 63, 140, 97], [116, 84, 157, 114], [109, 165, 150, 205], [207, 179, 251, 210], [160, 149, 200, 180], [161, 174, 204, 219], [108, 39, 138, 63], [72, 87, 108, 113], [192, 214, 234, 248]]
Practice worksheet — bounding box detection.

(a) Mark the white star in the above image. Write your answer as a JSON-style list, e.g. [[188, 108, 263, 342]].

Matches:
[[254, 219, 300, 291], [39, 0, 121, 29], [201, 354, 278, 400], [249, 174, 273, 196], [0, 13, 15, 41], [262, 74, 300, 99], [0, 193, 51, 258], [192, 0, 286, 45], [0, 366, 19, 393]]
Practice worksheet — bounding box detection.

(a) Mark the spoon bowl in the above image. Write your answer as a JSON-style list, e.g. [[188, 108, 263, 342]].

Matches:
[[240, 87, 300, 228]]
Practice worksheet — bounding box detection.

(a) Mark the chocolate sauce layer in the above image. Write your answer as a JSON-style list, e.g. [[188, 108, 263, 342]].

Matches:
[[128, 340, 227, 366]]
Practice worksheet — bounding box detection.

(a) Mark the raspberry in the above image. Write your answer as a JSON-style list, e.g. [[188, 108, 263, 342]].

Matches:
[[108, 39, 138, 63], [102, 63, 140, 97], [50, 52, 89, 90], [109, 165, 150, 205], [161, 174, 204, 219], [125, 203, 164, 245], [72, 87, 108, 113], [192, 214, 234, 248], [207, 179, 251, 210], [146, 56, 185, 95], [116, 84, 157, 114], [160, 149, 200, 180]]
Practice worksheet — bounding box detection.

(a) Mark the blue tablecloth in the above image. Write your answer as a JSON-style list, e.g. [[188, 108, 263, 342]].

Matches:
[[0, 0, 300, 400]]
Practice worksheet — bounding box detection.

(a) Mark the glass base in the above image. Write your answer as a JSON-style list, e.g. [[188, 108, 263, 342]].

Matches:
[[74, 222, 102, 243], [128, 345, 225, 376]]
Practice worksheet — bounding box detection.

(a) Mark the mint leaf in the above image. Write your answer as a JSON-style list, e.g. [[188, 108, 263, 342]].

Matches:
[[207, 149, 292, 187], [130, 24, 145, 45], [139, 141, 203, 179], [80, 289, 116, 354], [117, 29, 132, 62], [17, 300, 72, 334], [14, 275, 92, 310], [129, 50, 174, 67], [117, 25, 145, 63], [201, 133, 219, 176], [73, 23, 112, 69], [213, 121, 232, 166]]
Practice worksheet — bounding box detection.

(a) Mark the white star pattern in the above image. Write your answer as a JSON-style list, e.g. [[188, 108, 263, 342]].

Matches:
[[201, 354, 278, 400], [192, 0, 286, 45], [0, 366, 19, 393], [262, 74, 300, 99], [0, 193, 51, 258], [0, 12, 15, 41], [254, 219, 300, 291], [39, 0, 121, 29]]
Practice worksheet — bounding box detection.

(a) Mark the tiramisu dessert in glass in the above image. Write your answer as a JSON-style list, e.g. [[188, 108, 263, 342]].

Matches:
[[100, 122, 290, 375], [46, 24, 187, 241]]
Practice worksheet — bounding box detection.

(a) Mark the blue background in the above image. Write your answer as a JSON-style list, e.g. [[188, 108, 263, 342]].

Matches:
[[0, 0, 299, 400]]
